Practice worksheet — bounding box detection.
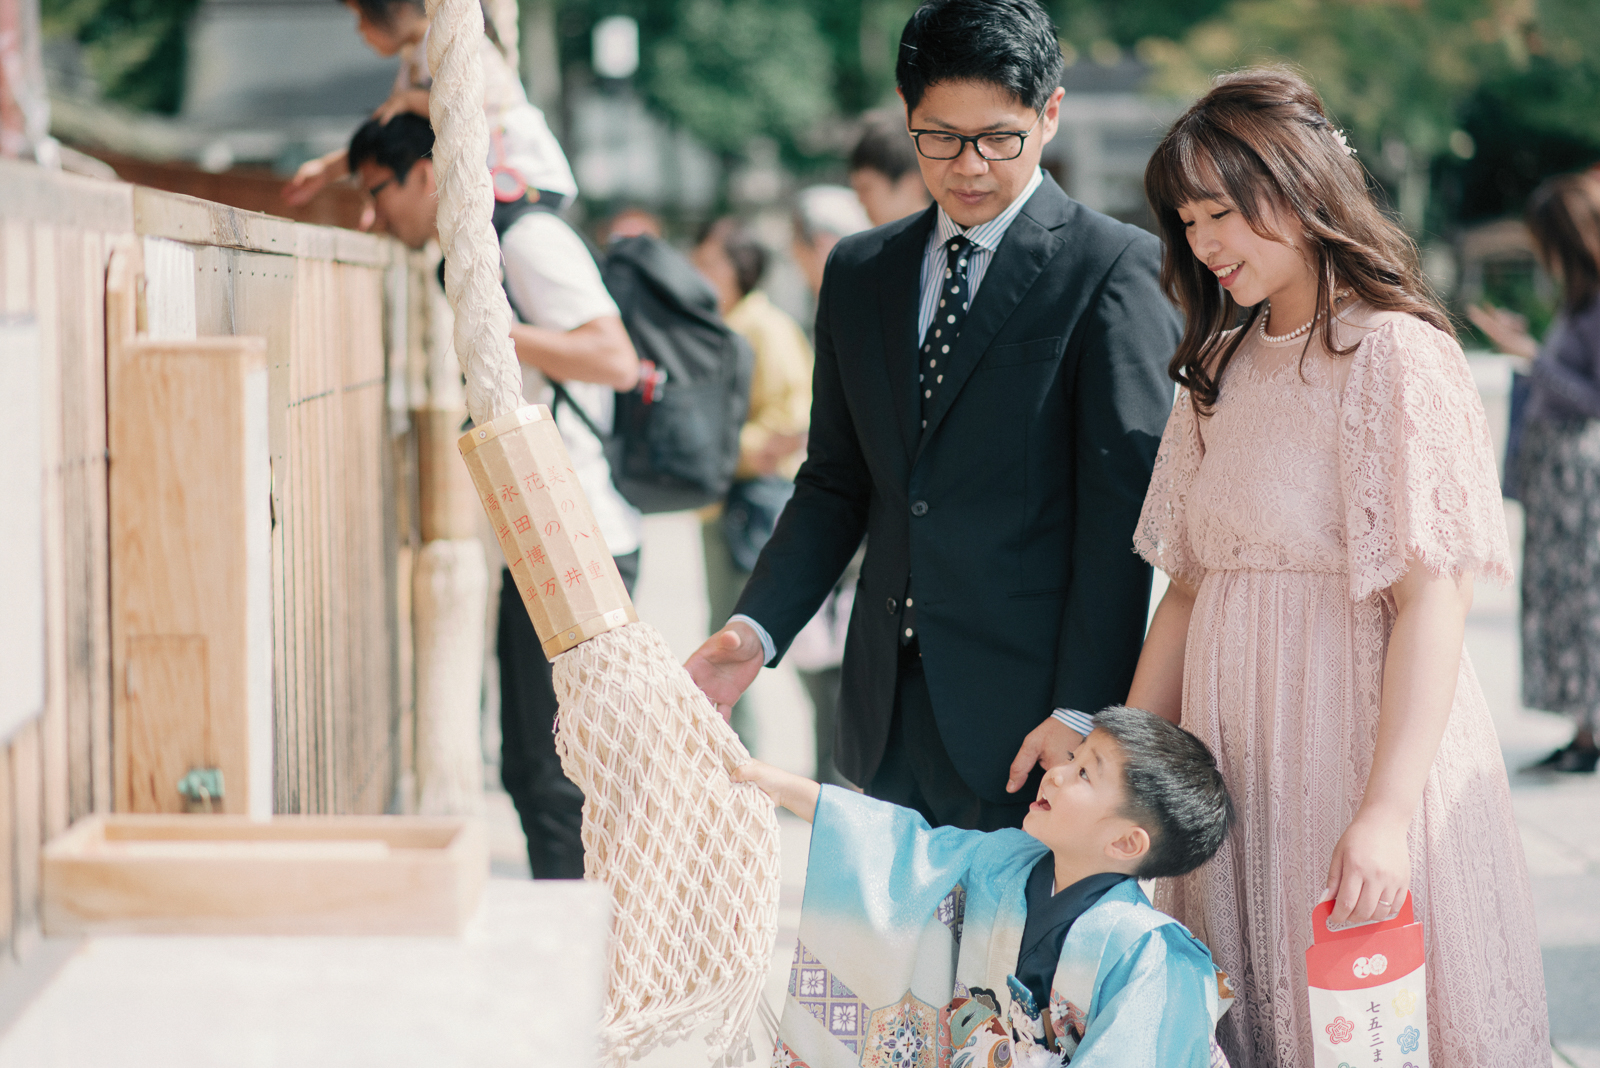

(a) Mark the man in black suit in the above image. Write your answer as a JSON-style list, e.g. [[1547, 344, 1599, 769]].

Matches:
[[686, 0, 1180, 829]]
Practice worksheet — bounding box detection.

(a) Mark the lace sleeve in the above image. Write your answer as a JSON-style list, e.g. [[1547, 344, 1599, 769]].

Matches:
[[1339, 315, 1512, 602], [1134, 390, 1206, 589]]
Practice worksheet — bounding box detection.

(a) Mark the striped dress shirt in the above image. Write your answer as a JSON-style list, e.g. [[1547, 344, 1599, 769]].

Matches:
[[916, 167, 1045, 341]]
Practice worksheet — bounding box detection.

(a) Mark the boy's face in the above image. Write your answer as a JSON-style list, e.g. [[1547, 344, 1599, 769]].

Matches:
[[901, 79, 1063, 229], [1022, 728, 1145, 872]]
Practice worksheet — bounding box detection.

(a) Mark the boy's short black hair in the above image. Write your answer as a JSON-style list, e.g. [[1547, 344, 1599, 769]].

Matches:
[[849, 112, 919, 182], [1093, 706, 1233, 880], [343, 0, 422, 31], [895, 0, 1065, 115], [348, 114, 434, 185]]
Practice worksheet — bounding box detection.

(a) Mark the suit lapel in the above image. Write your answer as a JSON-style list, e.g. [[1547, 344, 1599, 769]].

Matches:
[[916, 182, 1072, 460], [878, 208, 936, 464]]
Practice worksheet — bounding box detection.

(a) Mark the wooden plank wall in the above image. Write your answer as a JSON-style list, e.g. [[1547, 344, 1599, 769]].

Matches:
[[0, 161, 131, 964], [0, 160, 413, 973], [137, 190, 403, 817]]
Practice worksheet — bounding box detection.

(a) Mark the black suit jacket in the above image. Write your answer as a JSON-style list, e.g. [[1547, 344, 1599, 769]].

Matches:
[[734, 176, 1180, 802]]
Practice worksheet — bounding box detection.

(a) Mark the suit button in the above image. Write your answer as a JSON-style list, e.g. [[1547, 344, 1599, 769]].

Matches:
[[910, 500, 929, 517], [886, 597, 897, 614]]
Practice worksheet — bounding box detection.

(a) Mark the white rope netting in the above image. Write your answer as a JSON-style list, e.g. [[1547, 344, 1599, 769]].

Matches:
[[553, 624, 781, 1066], [423, 0, 783, 1062]]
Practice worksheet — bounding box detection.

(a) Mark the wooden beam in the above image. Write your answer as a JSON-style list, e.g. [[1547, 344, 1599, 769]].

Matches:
[[109, 335, 272, 818]]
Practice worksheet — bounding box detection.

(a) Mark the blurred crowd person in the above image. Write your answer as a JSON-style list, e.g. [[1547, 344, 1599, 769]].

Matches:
[[791, 186, 872, 301], [847, 110, 933, 227], [690, 218, 814, 747], [1471, 172, 1600, 775], [788, 185, 871, 785], [600, 206, 664, 243]]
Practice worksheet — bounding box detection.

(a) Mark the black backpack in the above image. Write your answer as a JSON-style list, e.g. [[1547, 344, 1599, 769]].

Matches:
[[490, 200, 753, 514]]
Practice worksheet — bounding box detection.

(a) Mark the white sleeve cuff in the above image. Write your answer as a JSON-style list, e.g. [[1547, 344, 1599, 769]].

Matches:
[[727, 614, 776, 666], [1051, 707, 1095, 737]]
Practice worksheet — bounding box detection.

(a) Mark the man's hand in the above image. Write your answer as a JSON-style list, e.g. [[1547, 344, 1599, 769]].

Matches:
[[1006, 716, 1084, 793], [685, 621, 765, 721]]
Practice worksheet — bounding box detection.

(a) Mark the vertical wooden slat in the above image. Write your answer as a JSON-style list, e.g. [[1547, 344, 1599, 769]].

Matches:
[[87, 231, 114, 818], [35, 224, 71, 841], [0, 738, 14, 958], [10, 723, 42, 952]]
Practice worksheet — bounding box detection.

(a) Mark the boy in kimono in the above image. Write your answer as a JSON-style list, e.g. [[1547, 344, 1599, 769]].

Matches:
[[735, 705, 1235, 1068]]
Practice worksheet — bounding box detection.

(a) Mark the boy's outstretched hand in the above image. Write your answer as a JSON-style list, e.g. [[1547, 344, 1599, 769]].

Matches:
[[733, 761, 821, 823]]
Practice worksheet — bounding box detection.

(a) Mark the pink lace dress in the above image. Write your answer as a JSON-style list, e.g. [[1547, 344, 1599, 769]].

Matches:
[[1134, 309, 1549, 1068]]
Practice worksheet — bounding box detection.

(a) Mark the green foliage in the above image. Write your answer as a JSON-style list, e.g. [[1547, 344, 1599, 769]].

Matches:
[[645, 0, 835, 159], [557, 0, 916, 163], [1053, 0, 1229, 51], [1133, 0, 1600, 233], [42, 0, 202, 114]]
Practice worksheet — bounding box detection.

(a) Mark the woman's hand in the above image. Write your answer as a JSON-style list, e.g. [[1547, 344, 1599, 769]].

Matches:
[[1326, 811, 1411, 925], [733, 760, 821, 823], [1467, 302, 1537, 361], [283, 150, 347, 206]]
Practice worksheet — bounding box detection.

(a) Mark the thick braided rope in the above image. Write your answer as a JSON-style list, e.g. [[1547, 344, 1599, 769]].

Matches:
[[424, 0, 781, 1058], [424, 0, 521, 427], [553, 623, 781, 1067]]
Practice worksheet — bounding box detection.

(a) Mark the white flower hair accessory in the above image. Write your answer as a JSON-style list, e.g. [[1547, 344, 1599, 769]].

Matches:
[[1332, 127, 1356, 158]]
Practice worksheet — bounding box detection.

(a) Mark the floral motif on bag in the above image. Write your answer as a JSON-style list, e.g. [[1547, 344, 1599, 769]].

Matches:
[[1391, 987, 1418, 1017], [1325, 1016, 1356, 1044], [1397, 1025, 1421, 1055]]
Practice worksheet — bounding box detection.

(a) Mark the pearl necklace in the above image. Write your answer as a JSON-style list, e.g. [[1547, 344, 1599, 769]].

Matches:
[[1258, 290, 1353, 344]]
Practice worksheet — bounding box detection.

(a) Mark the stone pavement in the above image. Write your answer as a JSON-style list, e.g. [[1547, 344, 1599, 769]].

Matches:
[[489, 362, 1600, 1064]]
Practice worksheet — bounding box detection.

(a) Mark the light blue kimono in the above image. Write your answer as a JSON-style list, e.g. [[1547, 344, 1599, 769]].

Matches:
[[774, 787, 1231, 1068]]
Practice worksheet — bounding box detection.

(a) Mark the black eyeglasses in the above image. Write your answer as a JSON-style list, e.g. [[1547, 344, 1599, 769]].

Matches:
[[908, 114, 1042, 161]]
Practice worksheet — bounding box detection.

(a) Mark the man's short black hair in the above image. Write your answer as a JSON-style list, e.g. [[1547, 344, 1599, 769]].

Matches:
[[849, 112, 920, 182], [895, 0, 1065, 115], [348, 113, 434, 185], [1093, 706, 1234, 880]]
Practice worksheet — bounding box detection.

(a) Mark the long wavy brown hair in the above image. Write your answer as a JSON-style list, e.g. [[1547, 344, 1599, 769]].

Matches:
[[1143, 67, 1450, 413], [1526, 173, 1600, 313]]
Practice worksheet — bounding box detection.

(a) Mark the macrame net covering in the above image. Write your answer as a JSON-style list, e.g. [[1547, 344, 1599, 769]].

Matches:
[[422, 0, 781, 1061], [553, 625, 780, 1064]]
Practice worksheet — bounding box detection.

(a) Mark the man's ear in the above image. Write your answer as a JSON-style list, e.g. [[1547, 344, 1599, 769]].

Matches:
[[1105, 822, 1150, 866], [1039, 85, 1065, 146], [413, 157, 437, 196]]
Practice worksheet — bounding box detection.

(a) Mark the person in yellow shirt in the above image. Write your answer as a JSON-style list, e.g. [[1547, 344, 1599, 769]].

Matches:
[[690, 218, 813, 746]]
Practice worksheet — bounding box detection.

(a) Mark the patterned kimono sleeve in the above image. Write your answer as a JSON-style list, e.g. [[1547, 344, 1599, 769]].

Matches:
[[1066, 927, 1217, 1068], [1338, 315, 1513, 602], [1133, 390, 1206, 590]]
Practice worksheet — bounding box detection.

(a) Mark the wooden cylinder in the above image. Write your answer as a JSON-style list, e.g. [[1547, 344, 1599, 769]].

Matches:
[[416, 408, 480, 543], [457, 405, 636, 660], [412, 538, 488, 816]]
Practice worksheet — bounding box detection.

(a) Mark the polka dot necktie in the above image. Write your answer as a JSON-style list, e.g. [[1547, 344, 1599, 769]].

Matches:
[[920, 235, 971, 427]]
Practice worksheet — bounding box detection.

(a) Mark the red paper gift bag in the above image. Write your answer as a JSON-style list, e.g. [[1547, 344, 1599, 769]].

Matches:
[[1305, 893, 1428, 1068]]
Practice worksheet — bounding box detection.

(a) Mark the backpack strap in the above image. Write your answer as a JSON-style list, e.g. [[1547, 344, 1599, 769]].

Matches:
[[548, 379, 608, 443]]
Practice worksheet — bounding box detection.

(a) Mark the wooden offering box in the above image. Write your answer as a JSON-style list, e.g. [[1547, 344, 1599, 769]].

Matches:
[[42, 816, 488, 937]]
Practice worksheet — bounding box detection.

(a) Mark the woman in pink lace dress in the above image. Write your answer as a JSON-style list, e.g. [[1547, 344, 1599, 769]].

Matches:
[[1126, 70, 1549, 1067]]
